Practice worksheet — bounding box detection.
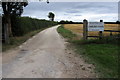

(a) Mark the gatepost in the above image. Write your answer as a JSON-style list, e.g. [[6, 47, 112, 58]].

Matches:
[[83, 19, 104, 40], [83, 19, 88, 40], [99, 20, 103, 39]]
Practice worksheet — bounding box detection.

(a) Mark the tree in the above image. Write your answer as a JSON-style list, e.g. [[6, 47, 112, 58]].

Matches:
[[2, 2, 28, 43], [116, 20, 120, 23], [48, 12, 55, 21]]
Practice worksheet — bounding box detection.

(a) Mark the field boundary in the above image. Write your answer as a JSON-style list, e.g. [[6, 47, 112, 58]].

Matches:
[[83, 19, 120, 40]]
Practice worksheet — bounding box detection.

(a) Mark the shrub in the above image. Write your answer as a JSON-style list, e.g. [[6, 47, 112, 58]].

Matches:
[[11, 16, 58, 36]]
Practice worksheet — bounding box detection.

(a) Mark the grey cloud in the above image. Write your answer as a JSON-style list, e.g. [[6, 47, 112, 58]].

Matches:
[[24, 2, 74, 12], [64, 14, 69, 15], [22, 2, 118, 22], [66, 9, 80, 13], [24, 2, 117, 14], [74, 2, 116, 9], [73, 2, 118, 14], [74, 14, 82, 16], [118, 1, 120, 21]]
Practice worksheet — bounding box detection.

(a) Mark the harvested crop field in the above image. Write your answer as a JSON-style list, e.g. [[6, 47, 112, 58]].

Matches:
[[64, 24, 119, 38]]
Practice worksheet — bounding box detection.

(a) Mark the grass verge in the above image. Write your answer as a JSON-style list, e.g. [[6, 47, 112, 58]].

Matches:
[[2, 28, 45, 52], [57, 25, 119, 78], [57, 25, 76, 40]]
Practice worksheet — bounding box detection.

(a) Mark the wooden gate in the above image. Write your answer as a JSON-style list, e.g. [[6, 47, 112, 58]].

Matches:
[[83, 19, 120, 40]]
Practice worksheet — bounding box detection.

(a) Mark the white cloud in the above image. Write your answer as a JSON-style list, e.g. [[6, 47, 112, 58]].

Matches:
[[29, 0, 119, 2], [54, 13, 118, 22], [80, 13, 118, 22], [22, 2, 118, 22]]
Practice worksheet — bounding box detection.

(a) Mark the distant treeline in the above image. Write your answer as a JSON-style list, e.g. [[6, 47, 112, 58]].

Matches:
[[104, 22, 120, 24], [58, 20, 83, 24], [58, 20, 120, 24], [10, 16, 58, 36]]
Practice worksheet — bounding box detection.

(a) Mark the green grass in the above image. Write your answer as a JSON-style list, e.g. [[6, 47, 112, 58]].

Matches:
[[57, 25, 119, 78], [74, 42, 119, 78], [57, 25, 76, 40], [2, 28, 45, 52]]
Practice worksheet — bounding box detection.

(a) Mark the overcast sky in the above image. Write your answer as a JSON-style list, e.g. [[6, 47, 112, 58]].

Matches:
[[22, 2, 119, 22]]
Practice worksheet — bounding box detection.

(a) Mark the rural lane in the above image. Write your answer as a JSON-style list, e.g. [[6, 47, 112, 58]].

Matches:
[[2, 25, 97, 78]]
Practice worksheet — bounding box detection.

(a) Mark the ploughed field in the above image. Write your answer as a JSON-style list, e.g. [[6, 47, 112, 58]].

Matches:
[[64, 24, 119, 38]]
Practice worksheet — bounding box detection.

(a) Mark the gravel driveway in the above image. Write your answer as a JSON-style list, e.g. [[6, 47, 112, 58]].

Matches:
[[2, 25, 97, 78]]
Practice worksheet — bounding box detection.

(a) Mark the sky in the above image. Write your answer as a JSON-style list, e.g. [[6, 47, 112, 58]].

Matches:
[[22, 1, 119, 22]]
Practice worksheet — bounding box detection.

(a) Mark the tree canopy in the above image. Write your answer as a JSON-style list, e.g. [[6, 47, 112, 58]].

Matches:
[[2, 2, 28, 16], [48, 12, 55, 21]]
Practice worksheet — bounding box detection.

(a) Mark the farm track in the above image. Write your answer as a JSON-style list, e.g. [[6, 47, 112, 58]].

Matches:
[[2, 25, 97, 78]]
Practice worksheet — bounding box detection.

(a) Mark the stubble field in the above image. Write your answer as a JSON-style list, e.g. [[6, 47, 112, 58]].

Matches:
[[64, 24, 119, 38]]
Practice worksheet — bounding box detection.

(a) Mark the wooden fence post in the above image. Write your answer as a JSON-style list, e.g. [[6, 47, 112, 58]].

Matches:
[[99, 20, 103, 39], [83, 19, 88, 40]]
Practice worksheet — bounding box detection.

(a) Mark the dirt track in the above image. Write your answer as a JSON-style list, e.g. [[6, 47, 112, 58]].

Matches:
[[2, 25, 97, 78]]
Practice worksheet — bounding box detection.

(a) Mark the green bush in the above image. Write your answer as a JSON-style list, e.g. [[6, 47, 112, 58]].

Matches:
[[11, 16, 58, 36]]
